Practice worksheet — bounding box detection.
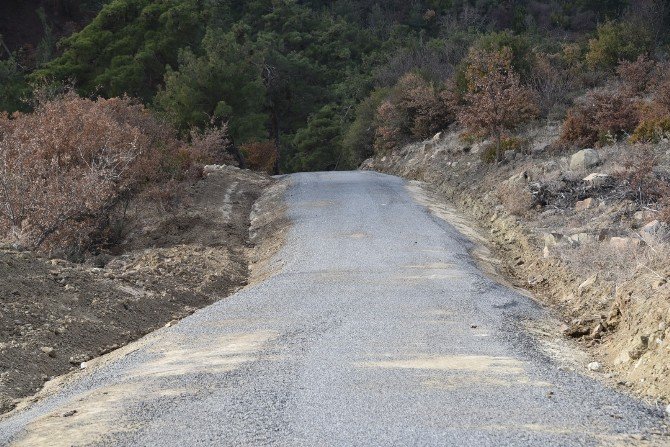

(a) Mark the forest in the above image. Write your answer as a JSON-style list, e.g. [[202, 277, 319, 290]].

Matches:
[[2, 0, 667, 173], [1, 0, 670, 252]]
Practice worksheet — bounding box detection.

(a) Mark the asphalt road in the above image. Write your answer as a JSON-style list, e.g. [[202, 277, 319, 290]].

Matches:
[[0, 171, 667, 446]]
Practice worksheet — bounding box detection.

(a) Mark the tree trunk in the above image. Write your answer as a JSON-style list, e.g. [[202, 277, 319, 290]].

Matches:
[[495, 131, 502, 163]]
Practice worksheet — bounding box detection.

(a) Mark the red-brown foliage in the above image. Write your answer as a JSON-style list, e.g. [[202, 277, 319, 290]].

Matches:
[[616, 55, 657, 94], [0, 92, 221, 253], [458, 47, 538, 161], [241, 140, 278, 174], [373, 73, 457, 153], [560, 88, 639, 147]]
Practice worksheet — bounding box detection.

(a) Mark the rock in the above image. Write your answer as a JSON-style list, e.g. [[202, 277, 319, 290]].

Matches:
[[562, 320, 591, 338], [507, 171, 528, 185], [40, 346, 56, 358], [504, 150, 517, 162], [80, 362, 88, 369], [641, 220, 663, 235], [69, 353, 91, 365], [587, 361, 602, 372], [578, 275, 597, 296], [610, 236, 643, 251], [568, 232, 595, 245], [543, 232, 564, 247], [570, 149, 600, 171], [0, 395, 15, 413], [591, 323, 605, 339], [666, 404, 670, 417], [583, 173, 611, 188], [628, 336, 649, 360], [431, 132, 443, 142], [615, 351, 631, 365], [575, 198, 594, 211], [422, 141, 435, 151]]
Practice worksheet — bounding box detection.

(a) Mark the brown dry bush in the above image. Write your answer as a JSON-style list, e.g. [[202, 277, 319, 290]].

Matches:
[[458, 47, 538, 162], [373, 73, 457, 154], [241, 140, 278, 174], [0, 91, 215, 254], [616, 55, 657, 94], [560, 88, 639, 148], [615, 147, 670, 207]]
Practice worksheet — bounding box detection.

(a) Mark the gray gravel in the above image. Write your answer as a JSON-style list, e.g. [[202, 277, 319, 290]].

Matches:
[[1, 171, 668, 446]]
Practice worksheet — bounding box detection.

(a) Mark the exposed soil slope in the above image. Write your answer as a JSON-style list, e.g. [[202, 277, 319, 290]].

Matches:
[[0, 165, 275, 413], [363, 128, 670, 406]]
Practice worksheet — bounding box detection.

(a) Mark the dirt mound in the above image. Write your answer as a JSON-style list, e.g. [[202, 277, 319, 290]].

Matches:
[[0, 166, 279, 414]]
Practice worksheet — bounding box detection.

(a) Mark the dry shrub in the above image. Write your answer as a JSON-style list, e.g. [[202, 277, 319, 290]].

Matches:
[[0, 91, 215, 254], [480, 136, 527, 163], [530, 51, 579, 117], [373, 73, 457, 153], [630, 115, 670, 143], [558, 233, 668, 285], [374, 100, 407, 154], [497, 182, 533, 216], [616, 147, 670, 206], [560, 88, 639, 147], [241, 140, 278, 174], [459, 47, 538, 162], [616, 55, 657, 94], [189, 124, 235, 166]]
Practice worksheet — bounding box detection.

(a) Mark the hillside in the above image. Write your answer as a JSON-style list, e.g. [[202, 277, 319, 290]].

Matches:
[[1, 0, 670, 437]]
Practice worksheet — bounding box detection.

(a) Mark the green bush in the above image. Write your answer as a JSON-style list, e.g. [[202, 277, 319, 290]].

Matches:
[[586, 21, 652, 71], [630, 116, 670, 143]]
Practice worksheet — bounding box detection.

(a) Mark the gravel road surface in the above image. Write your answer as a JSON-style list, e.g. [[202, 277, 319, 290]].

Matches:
[[0, 171, 667, 446]]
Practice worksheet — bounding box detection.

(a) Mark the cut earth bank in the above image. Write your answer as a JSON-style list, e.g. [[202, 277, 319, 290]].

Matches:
[[362, 126, 670, 410], [0, 165, 288, 415]]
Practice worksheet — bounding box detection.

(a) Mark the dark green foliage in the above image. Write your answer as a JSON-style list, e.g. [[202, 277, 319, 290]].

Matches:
[[0, 57, 30, 113], [289, 104, 347, 172], [32, 0, 207, 101], [154, 27, 267, 143], [3, 0, 670, 171]]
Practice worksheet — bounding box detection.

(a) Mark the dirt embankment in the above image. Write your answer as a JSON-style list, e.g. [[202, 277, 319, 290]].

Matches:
[[0, 165, 287, 414], [363, 128, 670, 406]]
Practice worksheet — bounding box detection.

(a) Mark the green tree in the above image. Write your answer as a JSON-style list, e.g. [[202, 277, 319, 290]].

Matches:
[[289, 105, 347, 171], [32, 0, 207, 101], [154, 27, 267, 144], [586, 20, 652, 70], [0, 57, 29, 113]]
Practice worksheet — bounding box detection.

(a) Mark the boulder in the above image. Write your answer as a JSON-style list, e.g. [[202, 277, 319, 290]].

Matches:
[[587, 361, 602, 372], [570, 149, 600, 171], [575, 198, 594, 211], [431, 132, 443, 142], [583, 173, 611, 188]]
